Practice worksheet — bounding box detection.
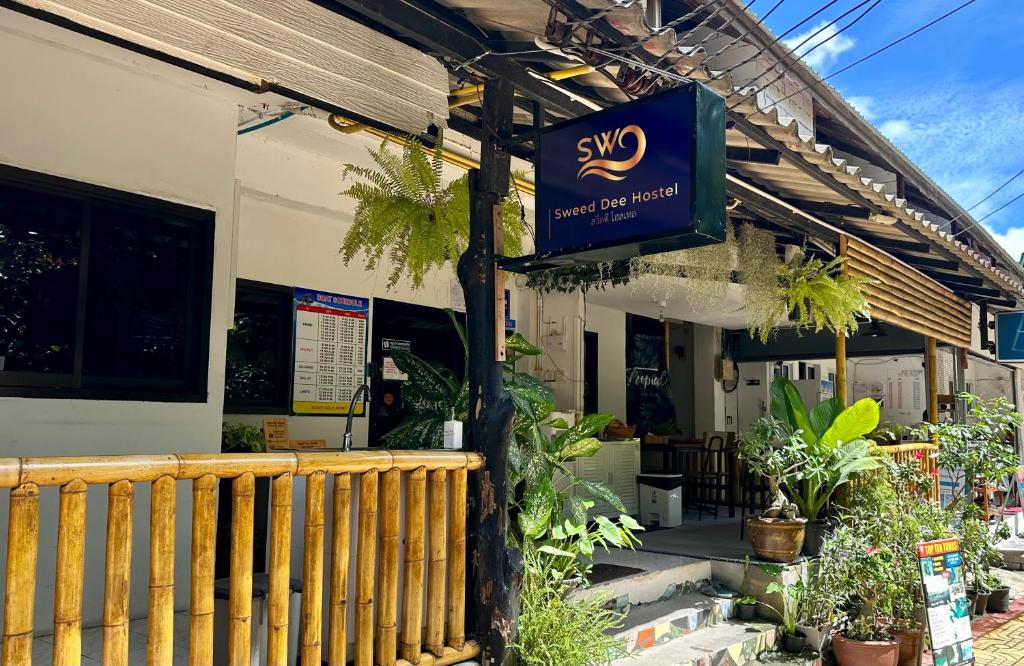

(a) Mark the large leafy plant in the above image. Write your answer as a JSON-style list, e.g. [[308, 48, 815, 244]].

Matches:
[[339, 135, 526, 289]]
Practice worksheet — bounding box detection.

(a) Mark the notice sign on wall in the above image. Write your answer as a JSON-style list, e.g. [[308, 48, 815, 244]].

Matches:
[[292, 288, 368, 416], [918, 539, 975, 665]]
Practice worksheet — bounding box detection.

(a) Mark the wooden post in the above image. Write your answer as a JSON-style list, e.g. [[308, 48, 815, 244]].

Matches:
[[267, 474, 293, 666], [377, 468, 401, 665], [228, 473, 255, 666], [103, 480, 134, 666], [301, 472, 326, 666], [189, 475, 218, 666], [455, 75, 519, 666], [425, 468, 447, 657], [148, 475, 177, 665], [355, 469, 379, 666], [329, 473, 352, 666], [400, 467, 427, 663], [53, 480, 87, 666], [927, 336, 939, 424], [3, 483, 39, 665], [835, 333, 848, 405], [446, 467, 468, 650]]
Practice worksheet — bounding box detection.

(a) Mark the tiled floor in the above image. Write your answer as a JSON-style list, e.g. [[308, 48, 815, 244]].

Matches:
[[31, 611, 191, 665]]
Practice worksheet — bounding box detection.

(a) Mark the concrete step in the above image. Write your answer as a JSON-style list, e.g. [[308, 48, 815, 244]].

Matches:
[[611, 619, 778, 666], [574, 549, 713, 607], [613, 592, 734, 654]]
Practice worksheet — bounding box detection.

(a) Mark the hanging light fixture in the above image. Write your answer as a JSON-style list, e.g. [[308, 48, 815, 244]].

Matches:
[[862, 321, 888, 338]]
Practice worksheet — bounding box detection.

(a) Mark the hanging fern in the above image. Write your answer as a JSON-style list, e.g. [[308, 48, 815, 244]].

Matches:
[[339, 135, 526, 289], [524, 260, 632, 294]]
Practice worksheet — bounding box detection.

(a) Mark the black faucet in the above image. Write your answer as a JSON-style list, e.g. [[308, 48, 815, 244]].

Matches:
[[343, 383, 371, 451]]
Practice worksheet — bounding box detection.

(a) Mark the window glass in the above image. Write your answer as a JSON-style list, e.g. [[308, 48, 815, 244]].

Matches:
[[225, 283, 290, 410], [83, 205, 193, 382], [0, 183, 81, 375]]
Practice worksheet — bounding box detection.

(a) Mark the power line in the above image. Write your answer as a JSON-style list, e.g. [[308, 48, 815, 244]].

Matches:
[[952, 187, 1024, 238], [743, 0, 981, 114], [948, 167, 1024, 230], [678, 0, 787, 78]]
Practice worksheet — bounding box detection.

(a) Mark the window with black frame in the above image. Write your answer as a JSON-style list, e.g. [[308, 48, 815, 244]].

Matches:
[[224, 280, 292, 413], [0, 165, 214, 401]]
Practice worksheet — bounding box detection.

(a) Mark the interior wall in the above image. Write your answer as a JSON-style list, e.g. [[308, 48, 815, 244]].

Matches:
[[584, 303, 627, 421], [0, 10, 240, 632], [693, 324, 729, 437], [668, 322, 695, 438]]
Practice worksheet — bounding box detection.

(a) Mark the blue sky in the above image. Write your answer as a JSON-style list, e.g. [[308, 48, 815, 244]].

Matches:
[[751, 0, 1024, 259]]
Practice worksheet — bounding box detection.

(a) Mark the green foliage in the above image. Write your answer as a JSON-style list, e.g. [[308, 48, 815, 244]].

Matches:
[[339, 135, 525, 289], [762, 566, 806, 636], [525, 260, 631, 294], [222, 422, 265, 453], [747, 254, 871, 344], [513, 544, 625, 666]]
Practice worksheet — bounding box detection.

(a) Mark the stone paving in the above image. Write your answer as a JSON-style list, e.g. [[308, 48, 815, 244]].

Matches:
[[923, 598, 1024, 666]]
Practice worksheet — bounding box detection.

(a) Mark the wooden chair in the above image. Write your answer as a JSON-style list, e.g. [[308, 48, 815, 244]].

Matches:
[[682, 432, 731, 521]]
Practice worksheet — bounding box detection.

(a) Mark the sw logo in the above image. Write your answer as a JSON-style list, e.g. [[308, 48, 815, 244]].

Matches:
[[576, 124, 647, 181]]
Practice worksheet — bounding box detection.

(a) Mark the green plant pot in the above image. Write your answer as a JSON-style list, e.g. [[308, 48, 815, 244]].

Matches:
[[737, 602, 758, 621], [802, 518, 833, 557], [988, 587, 1011, 613], [782, 632, 806, 654]]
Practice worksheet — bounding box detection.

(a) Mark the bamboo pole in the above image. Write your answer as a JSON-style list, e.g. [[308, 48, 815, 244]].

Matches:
[[267, 473, 293, 666], [835, 333, 848, 406], [301, 471, 326, 666], [927, 336, 939, 424], [377, 468, 402, 665], [395, 640, 481, 666], [328, 473, 352, 666], [103, 480, 134, 666], [446, 467, 467, 650], [228, 472, 255, 666], [400, 468, 427, 663], [2, 483, 40, 665], [355, 469, 379, 666], [189, 475, 218, 666], [148, 475, 177, 665], [53, 480, 87, 666], [425, 469, 447, 656]]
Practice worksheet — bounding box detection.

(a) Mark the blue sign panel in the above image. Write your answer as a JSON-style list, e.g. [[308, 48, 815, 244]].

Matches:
[[533, 83, 726, 264], [995, 311, 1024, 362]]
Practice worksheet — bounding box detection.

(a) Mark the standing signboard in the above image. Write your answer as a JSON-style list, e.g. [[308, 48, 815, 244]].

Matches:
[[994, 310, 1024, 362], [516, 82, 725, 270], [292, 288, 369, 416], [918, 538, 975, 665]]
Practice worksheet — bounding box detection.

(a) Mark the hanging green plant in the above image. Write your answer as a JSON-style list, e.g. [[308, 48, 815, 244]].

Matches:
[[524, 260, 631, 294], [339, 134, 526, 289], [747, 253, 871, 343]]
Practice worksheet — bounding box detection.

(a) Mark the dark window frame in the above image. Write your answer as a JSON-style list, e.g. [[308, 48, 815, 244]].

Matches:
[[224, 279, 293, 414], [0, 164, 215, 402]]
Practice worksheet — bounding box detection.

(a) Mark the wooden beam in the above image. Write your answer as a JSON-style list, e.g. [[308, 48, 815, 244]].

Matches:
[[835, 333, 848, 406], [926, 336, 938, 425], [456, 77, 518, 666], [891, 253, 959, 271]]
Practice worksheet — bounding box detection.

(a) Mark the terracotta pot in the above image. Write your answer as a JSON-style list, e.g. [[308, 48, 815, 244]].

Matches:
[[737, 602, 758, 621], [832, 633, 898, 666], [893, 626, 923, 666], [782, 632, 806, 654], [802, 519, 833, 557], [988, 587, 1011, 613], [974, 590, 991, 617], [747, 516, 806, 563]]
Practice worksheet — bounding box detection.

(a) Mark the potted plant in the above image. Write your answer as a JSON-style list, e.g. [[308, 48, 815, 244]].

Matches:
[[221, 422, 266, 452], [736, 556, 759, 621], [737, 416, 807, 563], [762, 565, 807, 654], [832, 617, 898, 666], [986, 571, 1011, 613], [799, 559, 844, 656]]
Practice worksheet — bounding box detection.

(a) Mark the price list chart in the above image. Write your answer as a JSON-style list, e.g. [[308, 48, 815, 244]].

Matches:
[[292, 288, 369, 416]]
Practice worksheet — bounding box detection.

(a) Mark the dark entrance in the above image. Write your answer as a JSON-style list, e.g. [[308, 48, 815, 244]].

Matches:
[[369, 299, 466, 446]]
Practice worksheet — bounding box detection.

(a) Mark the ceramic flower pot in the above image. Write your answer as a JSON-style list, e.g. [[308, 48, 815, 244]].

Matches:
[[782, 632, 806, 654], [892, 625, 923, 666], [832, 633, 898, 666], [974, 590, 991, 617], [988, 587, 1011, 613], [797, 623, 833, 655], [737, 602, 758, 621], [802, 518, 833, 557], [747, 516, 806, 564]]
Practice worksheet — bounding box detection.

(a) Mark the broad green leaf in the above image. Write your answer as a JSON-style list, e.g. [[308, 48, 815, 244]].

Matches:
[[820, 398, 880, 448], [809, 397, 845, 441], [544, 417, 570, 430], [506, 332, 543, 357], [619, 514, 642, 531], [537, 545, 575, 558], [556, 437, 602, 461], [765, 582, 784, 594], [594, 515, 624, 546], [770, 379, 814, 444], [389, 349, 457, 400], [552, 413, 614, 454], [519, 477, 556, 539], [576, 479, 627, 513]]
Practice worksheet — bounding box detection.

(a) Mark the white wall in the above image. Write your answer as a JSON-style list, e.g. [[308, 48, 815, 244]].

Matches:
[[0, 10, 239, 633], [693, 324, 729, 436], [584, 303, 626, 420]]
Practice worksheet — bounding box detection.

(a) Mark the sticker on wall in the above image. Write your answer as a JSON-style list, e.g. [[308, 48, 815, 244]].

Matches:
[[292, 288, 369, 416]]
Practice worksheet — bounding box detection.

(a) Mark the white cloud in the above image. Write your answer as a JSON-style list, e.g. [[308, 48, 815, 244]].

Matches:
[[783, 21, 856, 73], [984, 224, 1024, 263], [878, 119, 913, 140], [846, 95, 876, 120]]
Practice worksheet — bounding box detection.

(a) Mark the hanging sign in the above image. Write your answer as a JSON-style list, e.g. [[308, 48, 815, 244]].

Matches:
[[292, 288, 369, 416], [525, 83, 726, 268], [918, 538, 974, 665], [994, 310, 1024, 362]]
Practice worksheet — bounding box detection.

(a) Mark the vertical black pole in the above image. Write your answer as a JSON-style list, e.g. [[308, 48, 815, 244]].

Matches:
[[456, 76, 518, 665]]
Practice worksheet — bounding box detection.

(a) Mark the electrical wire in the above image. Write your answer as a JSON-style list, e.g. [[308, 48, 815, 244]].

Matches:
[[677, 0, 784, 77], [727, 0, 883, 107], [741, 0, 981, 114], [948, 167, 1024, 236], [953, 191, 1024, 237]]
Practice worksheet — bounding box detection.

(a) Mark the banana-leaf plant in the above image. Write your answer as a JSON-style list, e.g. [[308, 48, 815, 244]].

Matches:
[[769, 378, 883, 520]]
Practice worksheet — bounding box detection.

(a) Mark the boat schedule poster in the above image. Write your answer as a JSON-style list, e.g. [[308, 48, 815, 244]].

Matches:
[[292, 288, 369, 416], [918, 538, 975, 666]]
